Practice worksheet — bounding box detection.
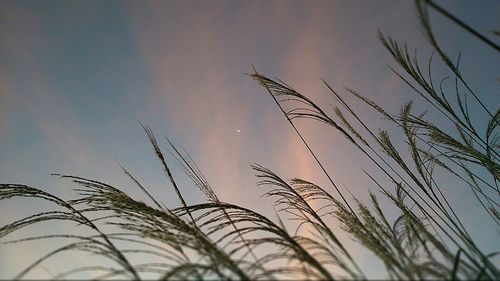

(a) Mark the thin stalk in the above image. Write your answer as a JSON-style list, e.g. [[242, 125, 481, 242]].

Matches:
[[251, 68, 358, 220], [425, 0, 500, 52]]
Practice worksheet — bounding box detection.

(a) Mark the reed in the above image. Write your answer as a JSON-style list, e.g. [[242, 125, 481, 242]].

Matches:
[[1, 0, 498, 279]]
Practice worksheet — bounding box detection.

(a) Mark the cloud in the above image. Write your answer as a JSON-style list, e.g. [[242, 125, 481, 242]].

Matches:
[[123, 1, 254, 198], [121, 1, 361, 211]]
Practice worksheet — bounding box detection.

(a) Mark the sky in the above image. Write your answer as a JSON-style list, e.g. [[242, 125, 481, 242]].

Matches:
[[0, 0, 499, 279]]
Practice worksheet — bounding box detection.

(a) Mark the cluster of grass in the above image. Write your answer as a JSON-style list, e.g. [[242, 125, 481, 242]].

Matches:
[[1, 0, 498, 279]]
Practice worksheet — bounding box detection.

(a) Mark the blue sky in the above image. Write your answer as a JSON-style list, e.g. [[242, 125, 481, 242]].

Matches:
[[0, 0, 499, 278]]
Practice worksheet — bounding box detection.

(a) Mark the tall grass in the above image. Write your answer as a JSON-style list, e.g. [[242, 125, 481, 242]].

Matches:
[[1, 0, 498, 279]]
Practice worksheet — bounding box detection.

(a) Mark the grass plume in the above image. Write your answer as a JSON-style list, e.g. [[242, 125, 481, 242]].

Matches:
[[1, 1, 498, 280]]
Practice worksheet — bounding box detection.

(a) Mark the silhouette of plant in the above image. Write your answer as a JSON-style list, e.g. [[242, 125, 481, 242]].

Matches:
[[1, 0, 498, 279]]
